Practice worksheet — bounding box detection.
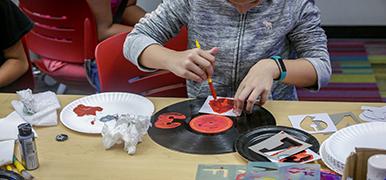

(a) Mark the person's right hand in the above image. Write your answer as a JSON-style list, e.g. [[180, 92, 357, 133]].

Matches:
[[165, 47, 219, 83]]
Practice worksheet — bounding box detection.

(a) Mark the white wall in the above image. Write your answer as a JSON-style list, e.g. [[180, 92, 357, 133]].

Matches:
[[316, 0, 386, 26], [137, 0, 163, 12]]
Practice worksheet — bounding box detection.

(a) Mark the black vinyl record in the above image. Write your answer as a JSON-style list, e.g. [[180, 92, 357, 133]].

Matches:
[[148, 99, 276, 154], [0, 169, 24, 180], [235, 126, 320, 162]]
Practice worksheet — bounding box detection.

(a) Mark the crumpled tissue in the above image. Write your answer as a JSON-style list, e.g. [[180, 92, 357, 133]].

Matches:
[[11, 89, 61, 126], [101, 114, 151, 155], [0, 140, 15, 166], [0, 111, 37, 141]]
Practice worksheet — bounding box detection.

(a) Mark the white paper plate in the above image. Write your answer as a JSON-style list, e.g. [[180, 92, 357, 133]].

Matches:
[[320, 139, 344, 174], [60, 92, 154, 134], [321, 122, 386, 174]]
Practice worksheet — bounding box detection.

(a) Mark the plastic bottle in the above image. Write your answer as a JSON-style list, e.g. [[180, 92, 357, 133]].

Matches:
[[18, 123, 39, 170]]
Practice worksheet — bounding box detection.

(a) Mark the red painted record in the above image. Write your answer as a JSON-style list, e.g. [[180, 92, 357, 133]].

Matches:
[[189, 115, 233, 134], [148, 99, 276, 154]]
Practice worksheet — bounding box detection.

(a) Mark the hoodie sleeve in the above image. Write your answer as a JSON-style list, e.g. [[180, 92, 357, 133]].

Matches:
[[123, 0, 190, 72], [288, 0, 332, 90]]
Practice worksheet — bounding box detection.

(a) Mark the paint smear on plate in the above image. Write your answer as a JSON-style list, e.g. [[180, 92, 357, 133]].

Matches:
[[73, 104, 103, 117]]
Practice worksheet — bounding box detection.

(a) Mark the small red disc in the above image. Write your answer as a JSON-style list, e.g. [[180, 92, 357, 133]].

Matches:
[[189, 115, 233, 134]]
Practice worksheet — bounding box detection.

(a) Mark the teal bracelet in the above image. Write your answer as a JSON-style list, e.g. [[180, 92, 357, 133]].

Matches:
[[271, 56, 287, 81]]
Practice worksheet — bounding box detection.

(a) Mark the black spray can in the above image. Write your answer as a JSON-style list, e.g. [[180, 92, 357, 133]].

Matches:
[[18, 123, 39, 170]]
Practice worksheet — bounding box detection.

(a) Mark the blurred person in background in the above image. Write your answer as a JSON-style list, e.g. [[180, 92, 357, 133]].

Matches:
[[86, 0, 146, 91], [0, 0, 33, 89]]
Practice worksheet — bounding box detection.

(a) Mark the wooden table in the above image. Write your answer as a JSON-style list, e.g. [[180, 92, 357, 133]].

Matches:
[[1, 93, 384, 180]]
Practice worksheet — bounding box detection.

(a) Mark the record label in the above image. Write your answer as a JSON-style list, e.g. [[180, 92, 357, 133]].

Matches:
[[189, 115, 233, 134]]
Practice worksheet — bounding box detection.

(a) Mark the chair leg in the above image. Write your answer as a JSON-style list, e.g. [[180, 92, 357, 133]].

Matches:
[[42, 74, 58, 86], [56, 83, 67, 94]]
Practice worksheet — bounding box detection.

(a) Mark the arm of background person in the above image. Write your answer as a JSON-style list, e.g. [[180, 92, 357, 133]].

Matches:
[[87, 0, 143, 41], [121, 0, 146, 26], [0, 40, 29, 87]]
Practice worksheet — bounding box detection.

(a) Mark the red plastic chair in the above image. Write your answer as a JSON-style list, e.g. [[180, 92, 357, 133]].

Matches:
[[0, 41, 35, 92], [95, 27, 188, 97], [19, 0, 97, 91]]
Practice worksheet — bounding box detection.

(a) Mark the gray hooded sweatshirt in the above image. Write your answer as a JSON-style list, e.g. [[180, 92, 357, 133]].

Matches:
[[123, 0, 331, 100]]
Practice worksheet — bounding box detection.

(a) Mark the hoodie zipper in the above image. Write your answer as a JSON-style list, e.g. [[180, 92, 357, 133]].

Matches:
[[233, 13, 247, 93]]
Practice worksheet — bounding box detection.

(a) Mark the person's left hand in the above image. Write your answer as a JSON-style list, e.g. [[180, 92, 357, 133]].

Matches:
[[234, 59, 279, 113]]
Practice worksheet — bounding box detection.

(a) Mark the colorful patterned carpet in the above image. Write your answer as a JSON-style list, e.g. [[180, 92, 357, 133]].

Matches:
[[297, 39, 386, 102]]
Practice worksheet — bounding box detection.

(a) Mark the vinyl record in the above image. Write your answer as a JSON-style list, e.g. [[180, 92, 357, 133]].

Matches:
[[0, 169, 24, 180], [148, 99, 276, 154], [235, 126, 320, 161]]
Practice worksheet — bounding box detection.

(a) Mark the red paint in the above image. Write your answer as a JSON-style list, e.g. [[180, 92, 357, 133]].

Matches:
[[155, 112, 186, 129], [209, 98, 234, 114], [236, 173, 246, 180], [73, 104, 103, 117], [91, 119, 96, 125], [279, 150, 314, 163], [208, 82, 217, 100], [189, 114, 233, 134]]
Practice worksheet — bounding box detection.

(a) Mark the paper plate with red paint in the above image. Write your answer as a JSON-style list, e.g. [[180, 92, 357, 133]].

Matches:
[[60, 92, 154, 134]]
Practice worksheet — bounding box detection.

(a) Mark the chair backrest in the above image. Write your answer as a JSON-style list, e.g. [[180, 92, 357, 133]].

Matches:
[[19, 0, 97, 63], [95, 27, 188, 97], [0, 41, 34, 92]]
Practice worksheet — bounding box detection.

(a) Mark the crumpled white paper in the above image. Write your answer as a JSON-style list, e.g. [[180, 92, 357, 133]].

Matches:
[[11, 89, 61, 126], [101, 114, 151, 155]]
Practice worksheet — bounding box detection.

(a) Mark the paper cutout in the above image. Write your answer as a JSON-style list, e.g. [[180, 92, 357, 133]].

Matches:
[[245, 162, 280, 179], [288, 113, 337, 134], [246, 162, 320, 180], [154, 112, 186, 129], [199, 96, 237, 117], [248, 131, 311, 161], [300, 116, 328, 132], [279, 163, 320, 180], [329, 112, 360, 125], [195, 164, 246, 180], [359, 106, 386, 122], [265, 149, 321, 164], [196, 163, 321, 180]]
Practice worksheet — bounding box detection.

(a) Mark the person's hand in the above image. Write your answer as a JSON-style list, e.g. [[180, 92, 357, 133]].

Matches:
[[165, 47, 219, 83], [234, 59, 280, 113]]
